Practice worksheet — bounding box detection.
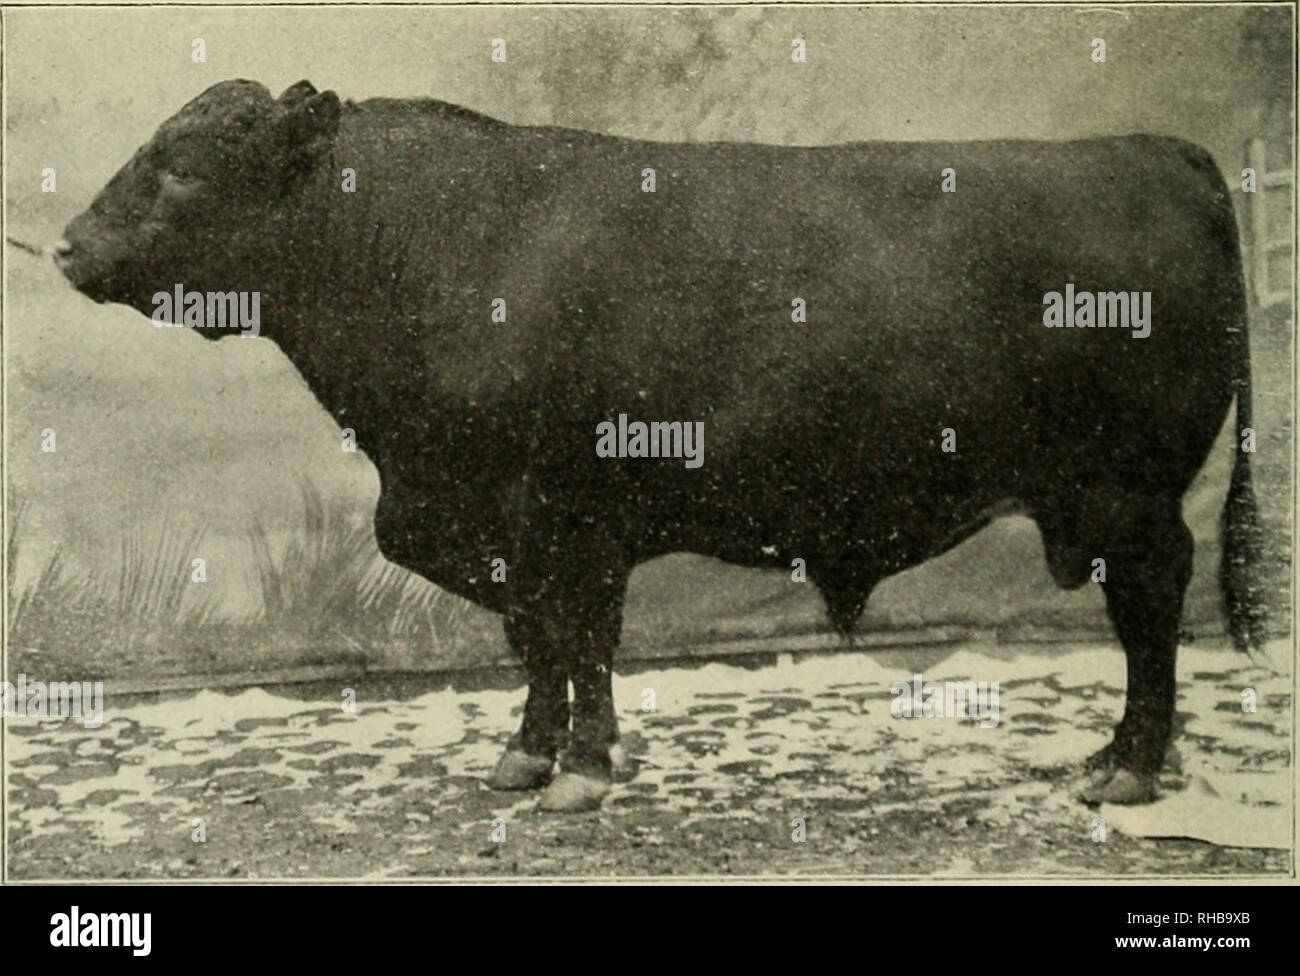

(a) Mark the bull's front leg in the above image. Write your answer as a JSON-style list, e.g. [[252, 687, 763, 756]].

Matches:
[[488, 505, 631, 811], [487, 612, 570, 790], [537, 566, 629, 812]]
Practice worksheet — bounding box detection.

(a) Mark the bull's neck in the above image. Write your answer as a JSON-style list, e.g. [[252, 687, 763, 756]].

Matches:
[[263, 136, 456, 428]]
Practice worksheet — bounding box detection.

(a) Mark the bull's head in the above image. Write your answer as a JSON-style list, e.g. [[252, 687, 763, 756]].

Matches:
[[56, 79, 340, 338]]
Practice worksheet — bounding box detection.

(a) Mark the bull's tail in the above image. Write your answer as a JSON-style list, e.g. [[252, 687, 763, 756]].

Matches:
[[1219, 303, 1267, 653]]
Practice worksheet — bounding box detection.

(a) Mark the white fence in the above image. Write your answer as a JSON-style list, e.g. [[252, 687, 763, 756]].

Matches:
[[1245, 137, 1294, 311]]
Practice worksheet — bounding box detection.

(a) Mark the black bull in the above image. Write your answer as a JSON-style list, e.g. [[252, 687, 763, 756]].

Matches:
[[57, 80, 1264, 811]]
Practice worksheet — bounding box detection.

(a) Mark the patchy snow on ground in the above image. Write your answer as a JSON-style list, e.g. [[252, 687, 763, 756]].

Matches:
[[5, 639, 1291, 878]]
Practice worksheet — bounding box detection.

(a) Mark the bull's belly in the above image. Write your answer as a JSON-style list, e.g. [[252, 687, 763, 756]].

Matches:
[[632, 481, 1024, 581], [371, 459, 1023, 612]]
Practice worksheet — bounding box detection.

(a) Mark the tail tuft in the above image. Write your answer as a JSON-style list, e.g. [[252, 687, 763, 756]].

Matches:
[[1219, 314, 1267, 653]]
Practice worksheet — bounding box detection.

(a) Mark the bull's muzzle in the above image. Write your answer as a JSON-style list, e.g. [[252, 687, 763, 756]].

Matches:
[[51, 237, 113, 302]]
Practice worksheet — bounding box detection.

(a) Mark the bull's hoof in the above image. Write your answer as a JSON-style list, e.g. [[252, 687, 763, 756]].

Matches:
[[609, 741, 638, 783], [487, 748, 554, 791], [1079, 768, 1155, 805], [538, 772, 610, 812], [1084, 739, 1128, 772]]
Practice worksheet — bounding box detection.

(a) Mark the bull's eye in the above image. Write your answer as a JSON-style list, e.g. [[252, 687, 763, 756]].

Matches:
[[159, 171, 203, 200]]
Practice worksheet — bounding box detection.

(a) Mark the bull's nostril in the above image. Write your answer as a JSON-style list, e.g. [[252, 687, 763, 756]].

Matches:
[[51, 239, 74, 257]]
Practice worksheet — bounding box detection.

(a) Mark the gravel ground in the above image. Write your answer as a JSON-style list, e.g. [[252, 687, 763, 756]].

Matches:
[[6, 640, 1291, 879]]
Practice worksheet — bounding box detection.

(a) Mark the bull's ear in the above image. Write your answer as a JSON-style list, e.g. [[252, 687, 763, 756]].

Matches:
[[278, 80, 319, 108], [278, 88, 340, 165]]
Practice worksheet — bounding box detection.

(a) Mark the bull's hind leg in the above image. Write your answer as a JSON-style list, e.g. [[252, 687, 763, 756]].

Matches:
[[1081, 496, 1193, 804], [487, 613, 569, 790]]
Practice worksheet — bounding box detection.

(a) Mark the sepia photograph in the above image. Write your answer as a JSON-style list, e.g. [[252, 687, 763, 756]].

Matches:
[[1, 1, 1294, 887]]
